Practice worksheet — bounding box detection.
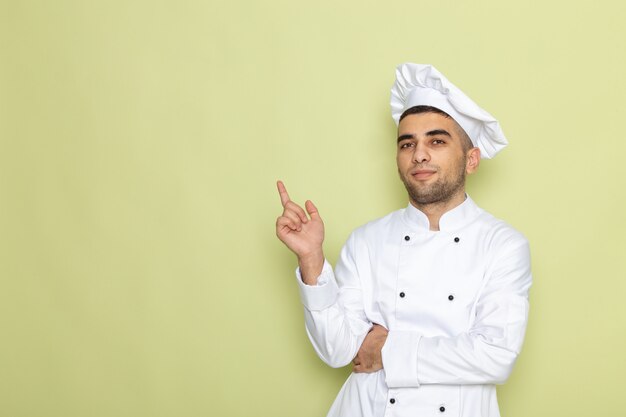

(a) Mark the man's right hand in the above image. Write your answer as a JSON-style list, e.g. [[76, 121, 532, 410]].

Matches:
[[275, 180, 325, 285]]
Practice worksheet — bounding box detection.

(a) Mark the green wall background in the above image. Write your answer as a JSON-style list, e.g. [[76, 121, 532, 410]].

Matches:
[[1, 1, 625, 416]]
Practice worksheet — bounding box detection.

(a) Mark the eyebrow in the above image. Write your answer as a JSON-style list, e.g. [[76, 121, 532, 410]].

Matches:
[[397, 129, 452, 143]]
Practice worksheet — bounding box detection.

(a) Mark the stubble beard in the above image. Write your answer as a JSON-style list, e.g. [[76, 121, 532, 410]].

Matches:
[[399, 160, 467, 207]]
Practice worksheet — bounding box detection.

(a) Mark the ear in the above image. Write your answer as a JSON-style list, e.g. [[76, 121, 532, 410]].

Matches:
[[465, 147, 481, 174]]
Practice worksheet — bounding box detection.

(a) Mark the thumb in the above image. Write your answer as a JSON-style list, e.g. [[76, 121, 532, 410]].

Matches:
[[305, 200, 321, 220]]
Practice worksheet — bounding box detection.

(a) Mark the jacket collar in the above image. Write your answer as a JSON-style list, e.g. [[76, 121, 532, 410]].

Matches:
[[402, 195, 482, 232]]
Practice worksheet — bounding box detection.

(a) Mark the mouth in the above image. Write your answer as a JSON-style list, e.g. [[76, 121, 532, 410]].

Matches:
[[411, 169, 437, 180]]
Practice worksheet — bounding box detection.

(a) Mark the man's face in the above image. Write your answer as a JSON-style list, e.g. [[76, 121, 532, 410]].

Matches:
[[396, 112, 478, 206]]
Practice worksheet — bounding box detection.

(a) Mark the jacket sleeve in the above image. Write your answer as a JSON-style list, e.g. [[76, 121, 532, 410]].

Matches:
[[296, 232, 372, 368], [381, 236, 532, 387]]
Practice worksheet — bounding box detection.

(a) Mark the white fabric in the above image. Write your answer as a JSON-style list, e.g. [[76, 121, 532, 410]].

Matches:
[[296, 196, 532, 417], [390, 63, 508, 159]]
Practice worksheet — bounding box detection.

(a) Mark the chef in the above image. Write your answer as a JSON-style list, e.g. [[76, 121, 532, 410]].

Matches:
[[275, 63, 532, 417]]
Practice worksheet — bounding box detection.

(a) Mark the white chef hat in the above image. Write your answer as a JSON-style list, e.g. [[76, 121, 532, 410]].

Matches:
[[390, 63, 508, 159]]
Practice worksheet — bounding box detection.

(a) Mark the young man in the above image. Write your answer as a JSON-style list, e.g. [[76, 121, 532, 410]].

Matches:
[[275, 63, 531, 417]]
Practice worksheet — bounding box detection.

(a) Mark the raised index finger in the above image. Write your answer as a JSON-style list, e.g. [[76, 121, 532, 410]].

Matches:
[[276, 180, 291, 207]]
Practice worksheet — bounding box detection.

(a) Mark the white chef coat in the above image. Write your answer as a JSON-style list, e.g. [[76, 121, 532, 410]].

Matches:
[[296, 196, 531, 417]]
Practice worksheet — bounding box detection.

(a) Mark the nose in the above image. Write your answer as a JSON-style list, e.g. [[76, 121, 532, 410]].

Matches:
[[413, 142, 430, 164]]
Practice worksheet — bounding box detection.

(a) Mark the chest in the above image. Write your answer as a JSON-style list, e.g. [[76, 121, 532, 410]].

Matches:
[[361, 229, 488, 336]]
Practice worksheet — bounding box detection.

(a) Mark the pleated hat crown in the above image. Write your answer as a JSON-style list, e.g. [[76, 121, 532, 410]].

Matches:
[[391, 63, 508, 159]]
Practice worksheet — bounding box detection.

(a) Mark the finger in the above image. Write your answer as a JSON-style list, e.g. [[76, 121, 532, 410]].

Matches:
[[305, 200, 321, 220], [284, 201, 308, 223], [282, 211, 302, 231], [276, 180, 291, 207], [276, 216, 300, 232], [353, 364, 371, 374]]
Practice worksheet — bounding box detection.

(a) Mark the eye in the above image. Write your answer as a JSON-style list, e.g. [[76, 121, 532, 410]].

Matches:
[[432, 139, 446, 145], [399, 141, 414, 149]]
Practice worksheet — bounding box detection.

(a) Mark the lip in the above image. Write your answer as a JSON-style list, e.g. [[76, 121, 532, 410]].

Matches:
[[411, 169, 436, 180]]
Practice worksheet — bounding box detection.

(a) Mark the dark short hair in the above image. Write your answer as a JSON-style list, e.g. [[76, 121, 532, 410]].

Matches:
[[399, 105, 451, 122], [399, 105, 473, 153]]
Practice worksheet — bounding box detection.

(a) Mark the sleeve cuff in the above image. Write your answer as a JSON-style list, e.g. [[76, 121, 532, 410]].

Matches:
[[295, 260, 339, 311], [381, 330, 422, 388]]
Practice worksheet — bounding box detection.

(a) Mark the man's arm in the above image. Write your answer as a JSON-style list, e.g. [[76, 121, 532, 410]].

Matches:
[[276, 181, 371, 368], [355, 236, 531, 386], [297, 231, 372, 368]]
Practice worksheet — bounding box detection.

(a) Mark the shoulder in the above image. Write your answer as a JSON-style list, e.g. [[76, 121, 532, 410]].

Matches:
[[472, 207, 532, 289], [338, 209, 406, 253], [349, 208, 405, 241], [476, 209, 529, 249]]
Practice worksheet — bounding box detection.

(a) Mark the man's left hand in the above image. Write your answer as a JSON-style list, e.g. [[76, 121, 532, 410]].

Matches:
[[353, 324, 388, 373]]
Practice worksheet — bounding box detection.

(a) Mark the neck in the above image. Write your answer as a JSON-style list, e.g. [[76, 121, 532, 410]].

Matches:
[[410, 190, 467, 231]]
